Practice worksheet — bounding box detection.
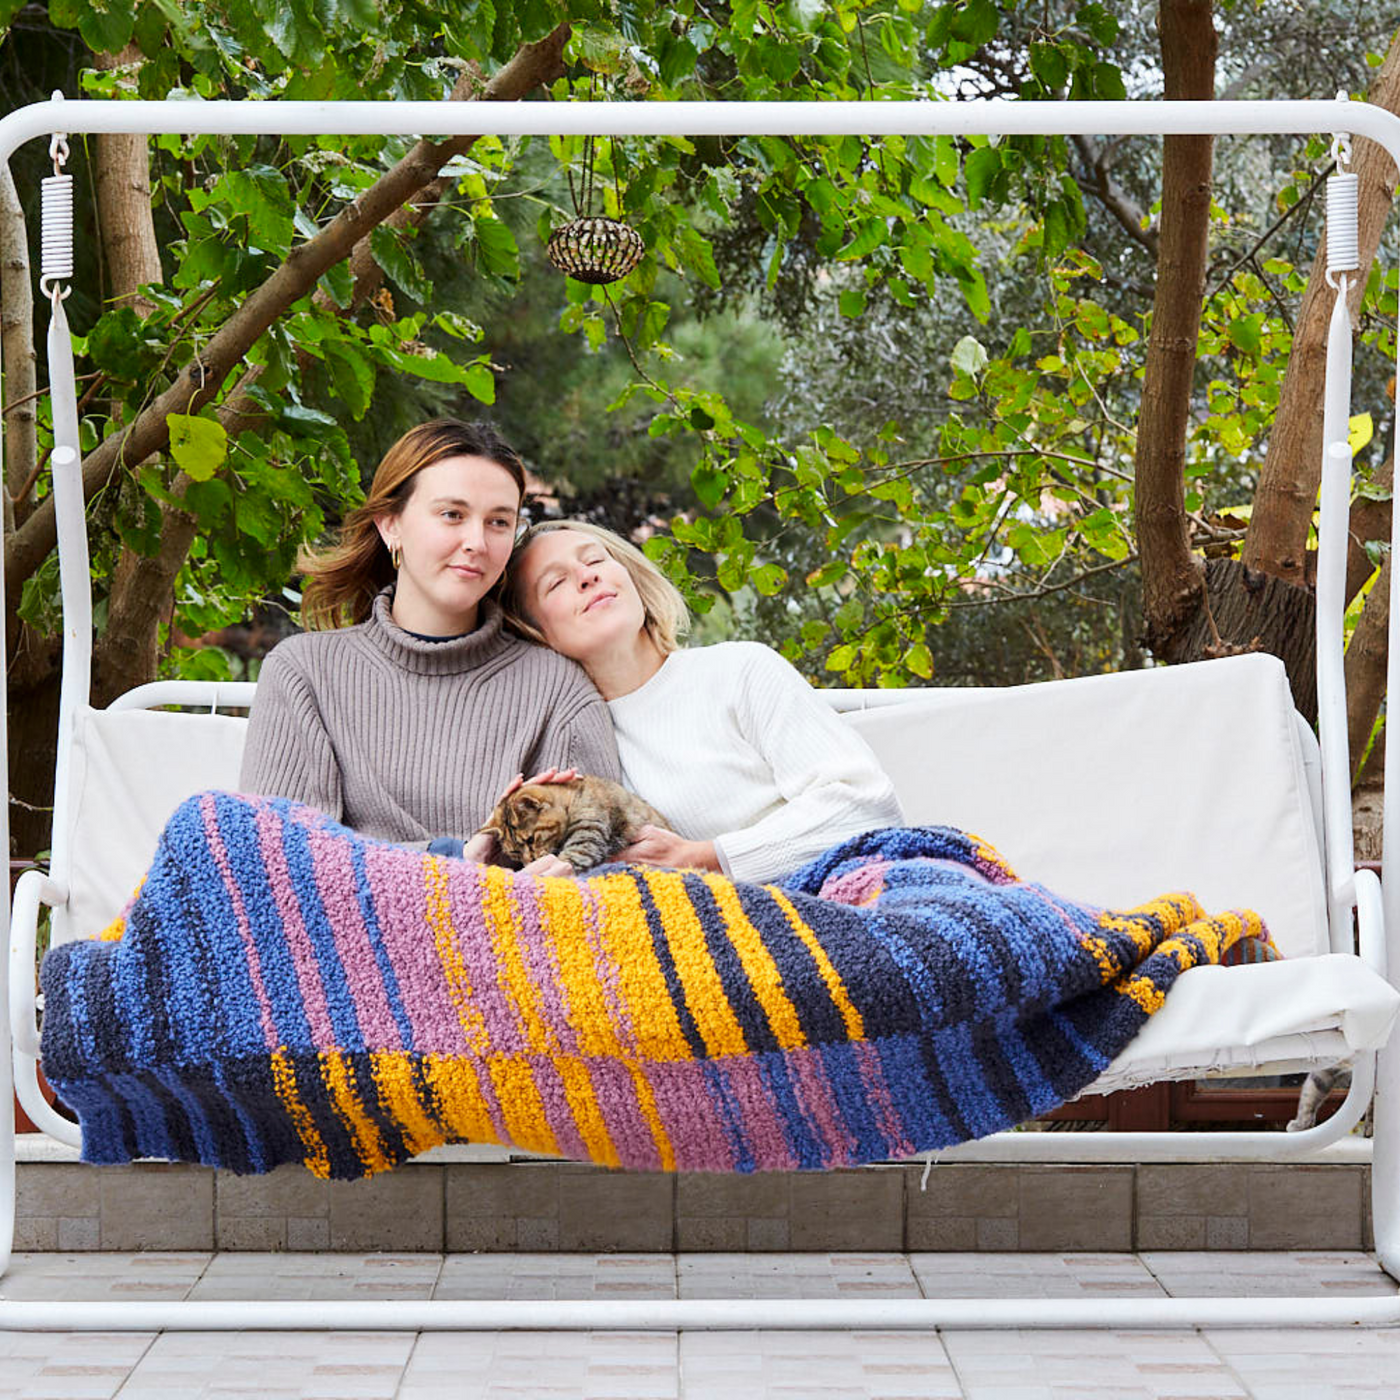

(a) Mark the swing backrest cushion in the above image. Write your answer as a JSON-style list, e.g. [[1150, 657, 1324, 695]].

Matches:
[[48, 651, 1327, 960]]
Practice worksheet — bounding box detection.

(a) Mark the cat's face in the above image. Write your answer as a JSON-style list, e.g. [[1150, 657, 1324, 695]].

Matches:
[[480, 782, 578, 864], [512, 529, 646, 666]]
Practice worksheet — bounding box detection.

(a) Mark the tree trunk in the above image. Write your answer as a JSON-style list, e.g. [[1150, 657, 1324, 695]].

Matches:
[[1243, 30, 1400, 583], [1136, 0, 1216, 661], [92, 46, 162, 318], [1345, 552, 1389, 777], [0, 162, 36, 533]]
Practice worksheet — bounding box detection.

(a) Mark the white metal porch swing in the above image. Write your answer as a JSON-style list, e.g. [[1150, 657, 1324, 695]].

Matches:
[[3, 94, 1400, 1334]]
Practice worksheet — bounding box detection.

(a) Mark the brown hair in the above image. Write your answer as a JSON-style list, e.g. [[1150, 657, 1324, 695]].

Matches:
[[298, 419, 527, 630], [501, 520, 690, 654]]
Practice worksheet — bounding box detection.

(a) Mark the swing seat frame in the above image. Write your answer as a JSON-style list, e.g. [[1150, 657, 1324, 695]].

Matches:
[[4, 95, 1400, 1334]]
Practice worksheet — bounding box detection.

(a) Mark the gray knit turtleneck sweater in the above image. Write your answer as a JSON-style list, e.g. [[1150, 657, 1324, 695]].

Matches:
[[239, 589, 620, 843]]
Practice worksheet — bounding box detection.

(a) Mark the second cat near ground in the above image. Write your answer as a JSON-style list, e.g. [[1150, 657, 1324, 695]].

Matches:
[[476, 774, 672, 873]]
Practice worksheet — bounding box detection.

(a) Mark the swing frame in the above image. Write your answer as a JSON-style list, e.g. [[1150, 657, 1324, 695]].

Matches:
[[2, 95, 1400, 1333]]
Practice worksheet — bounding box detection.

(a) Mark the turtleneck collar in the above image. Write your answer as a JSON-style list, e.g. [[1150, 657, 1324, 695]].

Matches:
[[361, 586, 516, 676]]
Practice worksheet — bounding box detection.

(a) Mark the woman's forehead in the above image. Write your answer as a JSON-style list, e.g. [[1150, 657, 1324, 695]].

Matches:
[[413, 454, 520, 506], [526, 529, 597, 567]]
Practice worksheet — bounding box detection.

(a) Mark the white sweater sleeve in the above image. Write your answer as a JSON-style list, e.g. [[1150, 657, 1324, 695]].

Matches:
[[712, 646, 904, 883]]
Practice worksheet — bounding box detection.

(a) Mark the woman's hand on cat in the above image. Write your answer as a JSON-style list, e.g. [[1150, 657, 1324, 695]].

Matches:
[[615, 825, 720, 872], [500, 766, 578, 801]]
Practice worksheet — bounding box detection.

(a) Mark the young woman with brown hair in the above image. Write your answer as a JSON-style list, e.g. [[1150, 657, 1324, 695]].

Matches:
[[239, 421, 618, 873]]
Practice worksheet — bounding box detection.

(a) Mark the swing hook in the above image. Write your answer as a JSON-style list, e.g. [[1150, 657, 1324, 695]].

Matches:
[[39, 91, 73, 305], [1325, 89, 1359, 293]]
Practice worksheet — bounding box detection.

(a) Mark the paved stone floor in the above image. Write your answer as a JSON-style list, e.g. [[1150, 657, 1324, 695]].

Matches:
[[1, 1251, 1398, 1397]]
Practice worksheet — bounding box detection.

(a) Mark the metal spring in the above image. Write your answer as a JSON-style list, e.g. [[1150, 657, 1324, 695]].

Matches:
[[1326, 170, 1360, 279], [39, 172, 74, 290]]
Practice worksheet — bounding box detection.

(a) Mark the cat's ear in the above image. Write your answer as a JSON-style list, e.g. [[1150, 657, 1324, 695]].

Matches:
[[513, 793, 545, 815]]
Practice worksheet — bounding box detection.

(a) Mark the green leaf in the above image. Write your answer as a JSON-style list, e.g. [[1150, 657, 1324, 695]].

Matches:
[[1227, 313, 1265, 355], [464, 361, 496, 404], [826, 643, 857, 672], [691, 461, 729, 509], [904, 641, 933, 679], [950, 334, 988, 378], [835, 218, 886, 261], [370, 227, 433, 304], [751, 563, 787, 596], [677, 226, 721, 289], [216, 165, 295, 254], [838, 287, 867, 318], [473, 217, 520, 281], [167, 413, 228, 483], [1029, 41, 1068, 90], [323, 341, 375, 420], [963, 145, 1002, 208]]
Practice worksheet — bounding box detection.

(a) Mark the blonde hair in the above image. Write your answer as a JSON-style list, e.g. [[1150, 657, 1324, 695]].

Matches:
[[502, 520, 690, 654], [297, 419, 526, 630]]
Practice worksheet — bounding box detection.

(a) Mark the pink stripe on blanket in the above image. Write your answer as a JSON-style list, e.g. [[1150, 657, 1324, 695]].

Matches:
[[305, 825, 402, 1052]]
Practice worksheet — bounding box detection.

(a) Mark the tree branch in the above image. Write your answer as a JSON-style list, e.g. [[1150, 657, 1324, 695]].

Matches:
[[0, 161, 36, 533], [1072, 133, 1160, 260]]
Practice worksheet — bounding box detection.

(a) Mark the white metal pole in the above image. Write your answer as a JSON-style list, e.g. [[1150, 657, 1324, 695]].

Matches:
[[2, 1294, 1399, 1332]]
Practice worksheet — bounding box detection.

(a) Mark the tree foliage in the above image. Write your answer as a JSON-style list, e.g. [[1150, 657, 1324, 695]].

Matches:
[[0, 0, 1396, 720]]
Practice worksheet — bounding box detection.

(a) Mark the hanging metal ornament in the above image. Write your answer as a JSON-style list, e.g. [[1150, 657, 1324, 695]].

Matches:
[[546, 132, 644, 286]]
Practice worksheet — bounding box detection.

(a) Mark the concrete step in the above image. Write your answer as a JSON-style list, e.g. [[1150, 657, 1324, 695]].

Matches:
[[12, 1140, 1372, 1254]]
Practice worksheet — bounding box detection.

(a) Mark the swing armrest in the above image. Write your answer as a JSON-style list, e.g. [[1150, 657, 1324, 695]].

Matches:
[[1357, 866, 1387, 980], [10, 867, 66, 1059]]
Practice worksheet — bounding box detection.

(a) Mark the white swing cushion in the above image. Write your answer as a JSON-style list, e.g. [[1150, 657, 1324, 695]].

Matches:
[[44, 654, 1399, 1084], [48, 704, 249, 947]]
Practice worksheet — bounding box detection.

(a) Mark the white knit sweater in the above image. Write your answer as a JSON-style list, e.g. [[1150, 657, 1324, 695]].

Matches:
[[606, 641, 904, 884]]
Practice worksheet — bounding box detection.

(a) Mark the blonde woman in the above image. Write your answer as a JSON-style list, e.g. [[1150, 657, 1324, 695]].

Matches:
[[502, 521, 903, 883], [240, 421, 618, 874]]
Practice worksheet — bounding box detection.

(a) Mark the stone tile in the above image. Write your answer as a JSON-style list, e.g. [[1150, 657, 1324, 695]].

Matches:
[[1015, 1166, 1133, 1251], [911, 1252, 1165, 1298], [1246, 1166, 1364, 1250], [188, 1251, 441, 1300], [117, 1329, 415, 1397], [14, 1162, 103, 1253], [1204, 1325, 1400, 1398], [1143, 1250, 1398, 1297], [436, 1253, 676, 1300], [678, 1252, 919, 1299], [0, 1251, 210, 1302], [98, 1165, 215, 1251], [786, 1168, 903, 1251], [676, 1173, 793, 1251], [679, 1330, 961, 1399], [0, 1330, 155, 1399], [1136, 1163, 1250, 1255], [446, 1163, 672, 1252], [327, 1166, 443, 1252], [557, 1167, 674, 1252], [906, 1164, 1017, 1251], [943, 1327, 1247, 1397], [399, 1330, 679, 1398], [445, 1163, 563, 1251], [214, 1162, 332, 1253]]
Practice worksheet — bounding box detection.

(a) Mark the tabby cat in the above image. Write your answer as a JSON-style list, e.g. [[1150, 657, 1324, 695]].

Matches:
[[476, 775, 672, 872], [1287, 1063, 1350, 1132]]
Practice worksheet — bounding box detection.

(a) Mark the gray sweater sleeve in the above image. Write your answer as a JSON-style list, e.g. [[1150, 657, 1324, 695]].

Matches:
[[239, 644, 344, 821]]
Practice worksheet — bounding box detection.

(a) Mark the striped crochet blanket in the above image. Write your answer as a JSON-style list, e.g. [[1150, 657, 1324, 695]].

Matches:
[[39, 791, 1272, 1180]]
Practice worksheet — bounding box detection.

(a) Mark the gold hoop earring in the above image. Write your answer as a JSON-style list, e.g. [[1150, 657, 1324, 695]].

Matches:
[[390, 544, 402, 571]]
